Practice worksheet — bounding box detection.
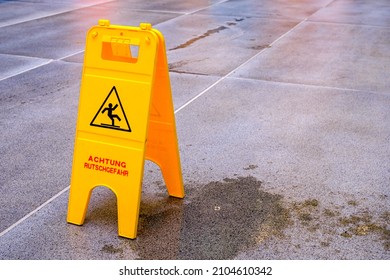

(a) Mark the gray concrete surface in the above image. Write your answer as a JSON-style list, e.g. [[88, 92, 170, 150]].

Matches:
[[0, 0, 389, 260]]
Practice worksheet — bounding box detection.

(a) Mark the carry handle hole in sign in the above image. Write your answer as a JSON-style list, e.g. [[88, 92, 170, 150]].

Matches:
[[101, 36, 140, 63]]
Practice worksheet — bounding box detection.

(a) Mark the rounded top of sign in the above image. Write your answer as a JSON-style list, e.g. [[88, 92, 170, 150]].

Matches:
[[140, 23, 152, 30], [98, 19, 111, 27]]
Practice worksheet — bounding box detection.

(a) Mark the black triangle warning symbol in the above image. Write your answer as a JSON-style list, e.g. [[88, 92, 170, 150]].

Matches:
[[90, 86, 132, 132]]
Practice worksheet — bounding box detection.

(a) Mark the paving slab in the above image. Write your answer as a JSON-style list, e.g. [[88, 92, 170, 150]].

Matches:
[[0, 1, 68, 28], [0, 54, 51, 81], [175, 78, 390, 196], [100, 0, 223, 13], [169, 72, 221, 110], [0, 0, 113, 28], [232, 21, 390, 93], [0, 188, 139, 260], [309, 0, 390, 27], [0, 61, 81, 233], [196, 0, 334, 20], [155, 14, 298, 76]]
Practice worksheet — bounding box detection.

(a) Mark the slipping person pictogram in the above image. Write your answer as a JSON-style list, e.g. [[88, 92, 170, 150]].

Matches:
[[90, 86, 132, 132], [102, 103, 121, 127]]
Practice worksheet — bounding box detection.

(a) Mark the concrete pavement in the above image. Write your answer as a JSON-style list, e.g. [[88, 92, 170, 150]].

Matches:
[[0, 0, 389, 259]]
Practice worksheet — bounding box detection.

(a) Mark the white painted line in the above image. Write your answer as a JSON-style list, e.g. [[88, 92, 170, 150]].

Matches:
[[229, 75, 388, 95], [270, 19, 307, 46], [57, 50, 85, 61], [0, 49, 84, 82], [0, 0, 115, 28], [174, 76, 224, 114], [186, 0, 230, 15], [0, 60, 53, 82], [0, 186, 70, 238]]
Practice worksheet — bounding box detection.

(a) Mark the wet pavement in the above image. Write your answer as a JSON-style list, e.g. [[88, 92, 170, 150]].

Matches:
[[0, 0, 389, 260]]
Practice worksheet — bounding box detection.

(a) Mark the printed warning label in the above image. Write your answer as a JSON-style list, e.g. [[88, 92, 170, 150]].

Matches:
[[90, 86, 132, 132], [84, 155, 129, 176]]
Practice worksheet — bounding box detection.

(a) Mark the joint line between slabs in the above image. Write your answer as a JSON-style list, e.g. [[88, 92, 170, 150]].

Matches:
[[0, 49, 85, 82], [0, 60, 53, 82], [0, 0, 116, 28], [0, 186, 70, 238], [57, 50, 85, 61]]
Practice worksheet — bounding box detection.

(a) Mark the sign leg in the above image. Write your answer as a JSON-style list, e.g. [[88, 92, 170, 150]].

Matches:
[[67, 180, 93, 226]]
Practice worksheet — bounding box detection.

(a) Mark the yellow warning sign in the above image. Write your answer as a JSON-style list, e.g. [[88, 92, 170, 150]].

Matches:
[[67, 20, 184, 239]]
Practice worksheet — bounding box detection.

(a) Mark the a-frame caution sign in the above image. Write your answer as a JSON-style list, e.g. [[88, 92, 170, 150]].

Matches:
[[67, 20, 185, 239], [90, 86, 132, 132]]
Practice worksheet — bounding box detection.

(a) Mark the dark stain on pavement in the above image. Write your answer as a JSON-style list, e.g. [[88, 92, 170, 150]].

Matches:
[[338, 212, 390, 249], [169, 26, 228, 51], [101, 244, 123, 255], [290, 197, 390, 251], [243, 164, 258, 170], [96, 179, 389, 258], [131, 176, 290, 259], [250, 45, 271, 51]]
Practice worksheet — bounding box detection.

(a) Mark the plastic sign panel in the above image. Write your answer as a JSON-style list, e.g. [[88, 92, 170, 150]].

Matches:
[[67, 20, 185, 239]]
